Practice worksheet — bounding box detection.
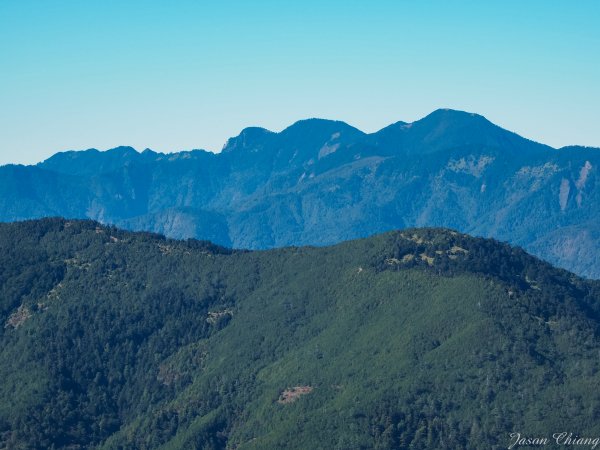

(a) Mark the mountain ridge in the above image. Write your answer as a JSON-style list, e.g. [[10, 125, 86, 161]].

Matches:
[[2, 108, 599, 278], [32, 108, 560, 164]]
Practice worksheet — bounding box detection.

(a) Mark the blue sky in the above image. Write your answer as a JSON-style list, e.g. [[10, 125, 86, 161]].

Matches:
[[0, 0, 599, 165]]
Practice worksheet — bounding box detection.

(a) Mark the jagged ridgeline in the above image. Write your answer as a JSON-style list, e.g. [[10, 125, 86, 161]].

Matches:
[[1, 218, 600, 449]]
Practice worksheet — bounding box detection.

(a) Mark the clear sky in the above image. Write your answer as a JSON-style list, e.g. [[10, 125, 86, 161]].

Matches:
[[0, 0, 599, 166]]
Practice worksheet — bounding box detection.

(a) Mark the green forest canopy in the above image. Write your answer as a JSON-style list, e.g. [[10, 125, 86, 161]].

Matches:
[[1, 218, 599, 449]]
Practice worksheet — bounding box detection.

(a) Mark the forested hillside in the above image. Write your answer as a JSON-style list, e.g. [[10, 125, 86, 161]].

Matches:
[[1, 219, 600, 449]]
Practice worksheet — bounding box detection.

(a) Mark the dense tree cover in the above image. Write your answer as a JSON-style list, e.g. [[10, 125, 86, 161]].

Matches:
[[0, 218, 599, 449]]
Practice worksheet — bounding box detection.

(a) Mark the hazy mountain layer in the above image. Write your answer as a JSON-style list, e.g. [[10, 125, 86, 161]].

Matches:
[[1, 109, 599, 277]]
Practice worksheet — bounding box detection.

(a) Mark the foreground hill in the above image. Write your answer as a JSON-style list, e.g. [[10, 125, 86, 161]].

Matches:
[[1, 219, 600, 449], [0, 109, 599, 278]]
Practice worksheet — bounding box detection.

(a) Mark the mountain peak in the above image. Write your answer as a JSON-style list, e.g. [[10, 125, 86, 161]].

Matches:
[[141, 148, 159, 156], [281, 118, 365, 138], [399, 108, 551, 154], [106, 145, 139, 157], [222, 127, 274, 153], [38, 146, 144, 176], [416, 108, 491, 129], [427, 108, 485, 119], [221, 119, 365, 160]]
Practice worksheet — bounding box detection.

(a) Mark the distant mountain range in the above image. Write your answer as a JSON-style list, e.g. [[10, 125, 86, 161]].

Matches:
[[1, 219, 600, 448], [1, 109, 598, 277]]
